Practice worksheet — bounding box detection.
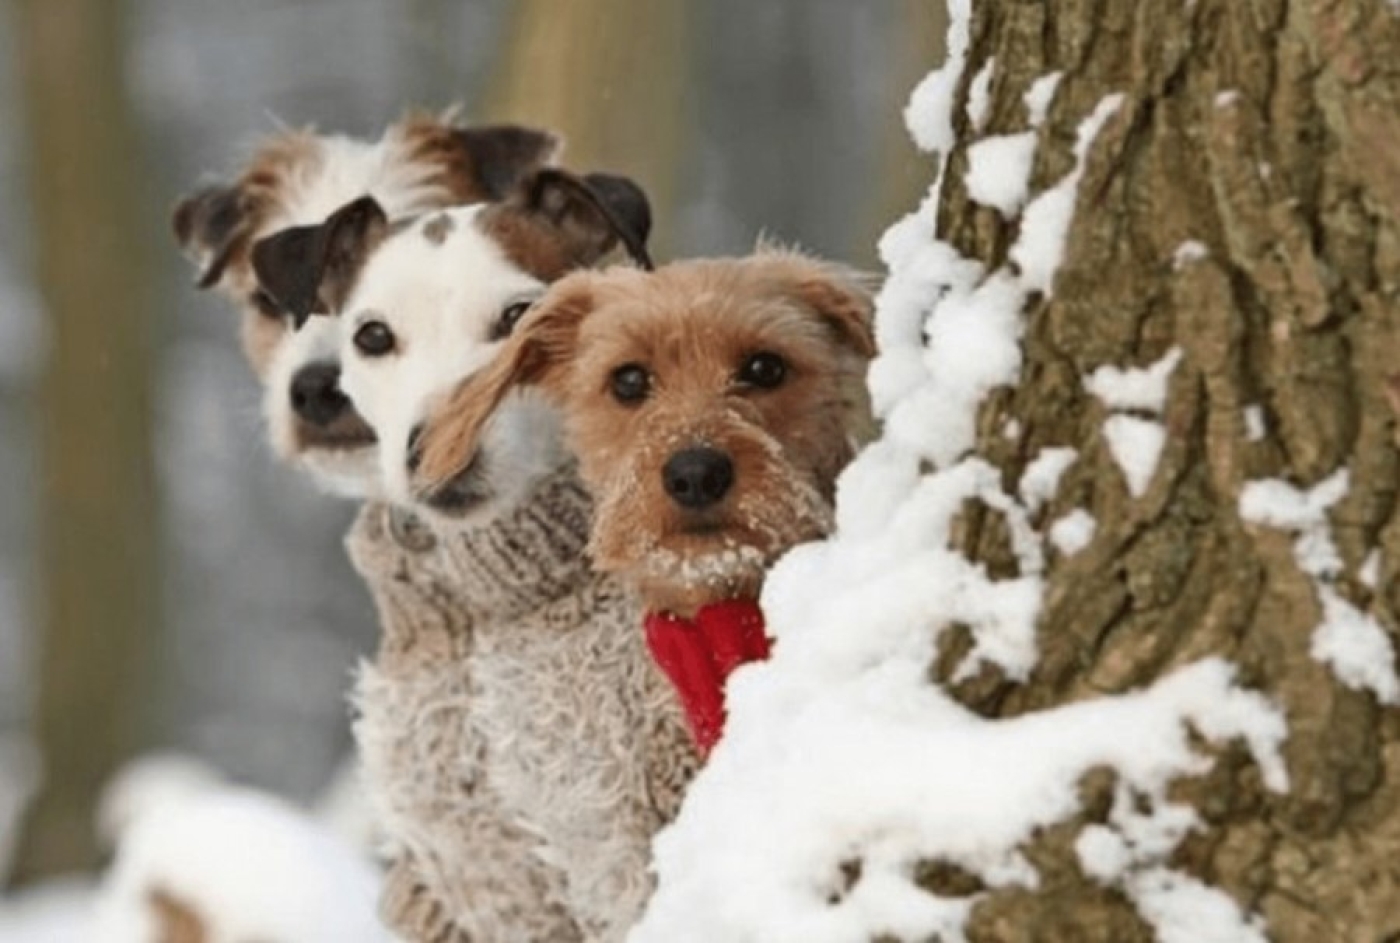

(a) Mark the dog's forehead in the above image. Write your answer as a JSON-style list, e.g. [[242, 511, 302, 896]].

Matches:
[[349, 206, 542, 325]]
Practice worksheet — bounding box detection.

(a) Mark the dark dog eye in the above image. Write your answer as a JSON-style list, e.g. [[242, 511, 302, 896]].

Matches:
[[610, 363, 651, 404], [354, 320, 396, 357], [250, 289, 283, 321], [491, 300, 534, 341], [737, 351, 787, 389]]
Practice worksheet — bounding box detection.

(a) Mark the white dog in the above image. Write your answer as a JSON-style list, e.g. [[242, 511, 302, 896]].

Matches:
[[174, 113, 558, 496], [252, 169, 696, 943]]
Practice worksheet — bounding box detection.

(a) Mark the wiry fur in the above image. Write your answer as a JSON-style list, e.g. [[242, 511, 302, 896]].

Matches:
[[172, 113, 558, 496], [417, 250, 877, 617]]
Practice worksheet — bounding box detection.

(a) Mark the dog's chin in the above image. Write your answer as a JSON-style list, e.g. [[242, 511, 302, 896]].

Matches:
[[294, 445, 383, 500]]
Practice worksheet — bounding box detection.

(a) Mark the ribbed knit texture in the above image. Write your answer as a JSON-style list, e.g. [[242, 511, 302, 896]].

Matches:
[[347, 464, 698, 942]]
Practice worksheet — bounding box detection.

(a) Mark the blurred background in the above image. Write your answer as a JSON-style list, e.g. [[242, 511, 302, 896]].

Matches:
[[0, 0, 942, 905]]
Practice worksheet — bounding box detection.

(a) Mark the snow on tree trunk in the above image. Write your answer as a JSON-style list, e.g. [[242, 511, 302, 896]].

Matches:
[[632, 2, 1400, 941]]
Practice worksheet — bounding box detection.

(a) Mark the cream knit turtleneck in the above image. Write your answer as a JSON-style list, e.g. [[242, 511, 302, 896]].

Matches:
[[346, 463, 697, 943]]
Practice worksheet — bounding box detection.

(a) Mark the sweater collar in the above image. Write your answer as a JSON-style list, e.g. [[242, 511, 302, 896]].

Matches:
[[388, 462, 596, 622]]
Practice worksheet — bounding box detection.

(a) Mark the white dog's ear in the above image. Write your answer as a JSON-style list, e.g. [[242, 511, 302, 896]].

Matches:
[[250, 196, 388, 327], [447, 124, 561, 201], [172, 182, 253, 290], [498, 168, 654, 271]]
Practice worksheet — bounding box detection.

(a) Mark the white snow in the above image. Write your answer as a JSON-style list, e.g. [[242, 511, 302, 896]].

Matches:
[[965, 132, 1037, 216], [903, 0, 970, 158], [1240, 471, 1400, 704], [634, 43, 1290, 942], [1049, 509, 1096, 556], [1086, 347, 1182, 415], [0, 879, 95, 943], [1023, 72, 1062, 128], [1011, 94, 1124, 295], [1360, 549, 1381, 589], [93, 780, 389, 943], [1173, 240, 1208, 269], [1243, 405, 1266, 442], [1214, 90, 1240, 109], [966, 57, 995, 132], [1018, 447, 1077, 514], [1126, 868, 1269, 943], [1103, 415, 1166, 498]]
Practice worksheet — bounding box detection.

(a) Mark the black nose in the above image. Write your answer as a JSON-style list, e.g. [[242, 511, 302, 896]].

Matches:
[[289, 361, 349, 427], [663, 447, 734, 509]]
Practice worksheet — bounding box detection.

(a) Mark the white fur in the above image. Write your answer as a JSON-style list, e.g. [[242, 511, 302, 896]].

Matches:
[[337, 206, 567, 514], [258, 126, 468, 499]]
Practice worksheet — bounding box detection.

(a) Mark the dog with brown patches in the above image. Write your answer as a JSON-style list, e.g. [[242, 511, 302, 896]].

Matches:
[[416, 252, 875, 750], [173, 112, 558, 496], [251, 169, 696, 943]]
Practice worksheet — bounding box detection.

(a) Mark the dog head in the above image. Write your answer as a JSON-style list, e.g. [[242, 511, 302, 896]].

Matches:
[[172, 115, 559, 496], [416, 251, 875, 614], [250, 168, 653, 520]]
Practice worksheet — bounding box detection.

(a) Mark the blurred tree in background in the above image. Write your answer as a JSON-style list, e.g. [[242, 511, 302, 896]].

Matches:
[[9, 0, 159, 881]]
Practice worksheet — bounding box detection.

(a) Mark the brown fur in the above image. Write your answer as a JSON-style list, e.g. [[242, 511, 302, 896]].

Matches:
[[148, 887, 208, 943], [418, 250, 876, 616], [172, 115, 559, 379]]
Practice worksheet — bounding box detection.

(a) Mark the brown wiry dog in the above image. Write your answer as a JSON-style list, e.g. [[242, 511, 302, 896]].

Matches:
[[416, 249, 876, 618]]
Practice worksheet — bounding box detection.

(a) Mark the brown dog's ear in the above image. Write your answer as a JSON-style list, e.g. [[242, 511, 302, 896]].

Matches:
[[517, 168, 654, 270], [449, 124, 561, 201], [417, 276, 595, 488], [172, 183, 251, 289], [250, 196, 388, 327], [758, 251, 877, 359]]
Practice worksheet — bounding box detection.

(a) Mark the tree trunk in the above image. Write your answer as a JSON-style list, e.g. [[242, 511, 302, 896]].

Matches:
[[932, 0, 1400, 938], [10, 0, 158, 882]]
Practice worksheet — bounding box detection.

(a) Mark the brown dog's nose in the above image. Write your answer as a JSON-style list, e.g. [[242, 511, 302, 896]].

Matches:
[[289, 361, 350, 427], [663, 447, 734, 509]]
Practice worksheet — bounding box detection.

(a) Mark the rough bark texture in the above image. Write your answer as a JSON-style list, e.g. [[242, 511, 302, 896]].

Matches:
[[926, 0, 1400, 939], [11, 0, 159, 882]]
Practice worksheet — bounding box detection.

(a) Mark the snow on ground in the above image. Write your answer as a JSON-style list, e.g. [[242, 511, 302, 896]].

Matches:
[[1240, 471, 1400, 704], [633, 12, 1289, 943], [0, 753, 388, 943]]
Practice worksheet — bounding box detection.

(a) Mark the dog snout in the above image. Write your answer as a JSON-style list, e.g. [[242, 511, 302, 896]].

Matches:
[[289, 361, 350, 427], [663, 447, 734, 510]]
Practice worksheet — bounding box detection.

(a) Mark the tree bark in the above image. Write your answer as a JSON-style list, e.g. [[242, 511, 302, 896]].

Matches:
[[925, 0, 1400, 938], [10, 0, 158, 882]]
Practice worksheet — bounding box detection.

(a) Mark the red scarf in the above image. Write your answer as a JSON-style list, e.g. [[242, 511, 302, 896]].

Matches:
[[644, 599, 770, 755]]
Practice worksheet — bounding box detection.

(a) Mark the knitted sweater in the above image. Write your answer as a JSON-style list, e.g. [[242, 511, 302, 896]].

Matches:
[[347, 465, 698, 943]]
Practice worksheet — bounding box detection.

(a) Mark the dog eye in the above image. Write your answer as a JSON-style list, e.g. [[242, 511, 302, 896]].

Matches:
[[250, 289, 283, 321], [491, 300, 534, 341], [353, 320, 396, 357], [737, 351, 787, 389], [610, 364, 651, 405]]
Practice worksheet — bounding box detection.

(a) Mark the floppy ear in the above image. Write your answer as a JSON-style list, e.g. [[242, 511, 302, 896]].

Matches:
[[417, 277, 595, 488], [759, 251, 877, 359], [515, 168, 654, 270], [250, 196, 388, 327], [171, 183, 251, 289], [449, 124, 561, 200]]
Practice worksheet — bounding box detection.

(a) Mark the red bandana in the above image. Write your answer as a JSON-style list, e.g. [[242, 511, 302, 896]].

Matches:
[[644, 599, 770, 755]]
